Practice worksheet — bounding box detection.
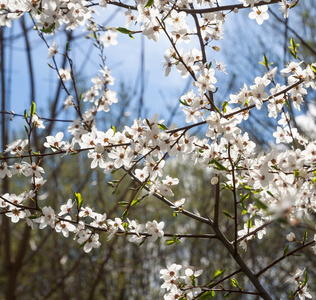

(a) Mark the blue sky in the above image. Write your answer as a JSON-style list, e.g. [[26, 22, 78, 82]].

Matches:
[[2, 2, 312, 144]]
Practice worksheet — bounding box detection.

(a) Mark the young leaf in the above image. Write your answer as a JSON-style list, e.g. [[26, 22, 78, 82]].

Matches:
[[199, 291, 215, 300], [145, 119, 151, 128], [214, 269, 226, 279], [111, 125, 116, 134], [145, 0, 154, 7], [75, 192, 83, 208], [303, 271, 309, 286], [210, 159, 227, 171], [303, 229, 308, 242], [122, 209, 129, 218], [240, 192, 250, 203], [166, 239, 176, 245], [231, 278, 242, 290], [207, 282, 216, 288], [283, 244, 289, 256], [179, 99, 189, 106], [158, 123, 168, 130], [117, 27, 133, 35], [223, 211, 233, 218], [222, 101, 228, 113], [123, 222, 128, 230], [259, 54, 268, 67], [30, 101, 36, 116], [131, 199, 140, 206]]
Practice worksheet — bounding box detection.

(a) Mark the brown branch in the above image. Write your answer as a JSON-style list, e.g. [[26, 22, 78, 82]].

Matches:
[[0, 110, 73, 122], [179, 0, 280, 14], [228, 143, 238, 254], [256, 240, 316, 277]]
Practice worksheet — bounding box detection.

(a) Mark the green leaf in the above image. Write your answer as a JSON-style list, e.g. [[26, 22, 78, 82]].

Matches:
[[303, 270, 309, 286], [118, 201, 128, 206], [138, 239, 145, 246], [145, 119, 151, 128], [24, 109, 28, 120], [311, 65, 316, 74], [131, 199, 140, 206], [24, 125, 29, 134], [231, 278, 242, 290], [240, 192, 250, 203], [303, 229, 308, 242], [289, 290, 294, 298], [214, 268, 225, 279], [166, 239, 176, 245], [267, 191, 275, 198], [210, 159, 227, 170], [263, 54, 268, 65], [111, 125, 116, 134], [207, 282, 216, 288], [123, 222, 128, 230], [259, 54, 268, 67], [222, 101, 228, 113], [30, 101, 36, 116], [122, 209, 128, 218], [41, 22, 55, 34], [231, 278, 238, 288], [117, 27, 133, 35], [290, 38, 295, 49], [199, 291, 215, 300], [79, 240, 87, 248], [243, 185, 253, 190], [283, 244, 289, 256], [179, 99, 189, 106], [75, 192, 83, 208], [158, 123, 168, 130], [223, 211, 233, 218], [145, 0, 154, 7], [247, 218, 252, 228], [28, 214, 39, 219], [166, 235, 180, 245]]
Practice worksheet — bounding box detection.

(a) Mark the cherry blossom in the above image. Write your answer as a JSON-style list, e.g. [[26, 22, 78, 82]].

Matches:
[[249, 5, 270, 25]]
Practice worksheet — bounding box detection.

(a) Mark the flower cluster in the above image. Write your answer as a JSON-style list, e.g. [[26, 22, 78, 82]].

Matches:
[[160, 263, 203, 299]]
